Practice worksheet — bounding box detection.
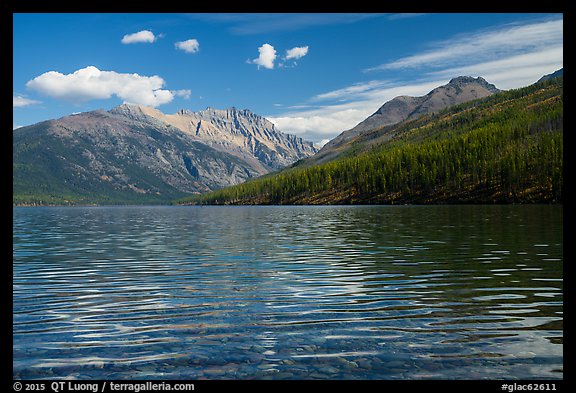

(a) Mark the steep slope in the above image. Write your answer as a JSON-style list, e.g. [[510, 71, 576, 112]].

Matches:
[[13, 105, 317, 205], [13, 110, 258, 204], [315, 76, 500, 163], [182, 77, 562, 205], [537, 68, 563, 83], [129, 105, 317, 175]]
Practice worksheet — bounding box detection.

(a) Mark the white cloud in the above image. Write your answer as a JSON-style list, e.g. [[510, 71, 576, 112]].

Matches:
[[365, 17, 563, 72], [249, 44, 308, 70], [316, 139, 331, 148], [13, 95, 40, 108], [269, 105, 375, 143], [270, 16, 563, 144], [121, 30, 157, 44], [26, 66, 178, 107], [312, 80, 390, 102], [175, 39, 200, 54], [250, 43, 277, 69], [174, 89, 192, 99], [268, 79, 446, 143], [429, 46, 563, 89], [187, 14, 387, 35], [285, 46, 309, 60]]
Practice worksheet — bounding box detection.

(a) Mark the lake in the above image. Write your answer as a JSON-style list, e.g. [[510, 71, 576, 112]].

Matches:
[[13, 205, 563, 380]]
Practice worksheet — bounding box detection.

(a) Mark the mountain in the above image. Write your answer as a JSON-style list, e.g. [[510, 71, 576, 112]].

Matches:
[[13, 105, 317, 205], [182, 76, 562, 205], [537, 68, 563, 83], [315, 76, 500, 163], [134, 105, 316, 174]]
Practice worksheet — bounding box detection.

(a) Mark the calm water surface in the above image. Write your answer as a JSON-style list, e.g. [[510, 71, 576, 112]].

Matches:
[[13, 205, 563, 380]]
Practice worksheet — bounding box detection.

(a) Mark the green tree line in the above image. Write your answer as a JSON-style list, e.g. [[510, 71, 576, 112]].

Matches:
[[179, 78, 563, 205]]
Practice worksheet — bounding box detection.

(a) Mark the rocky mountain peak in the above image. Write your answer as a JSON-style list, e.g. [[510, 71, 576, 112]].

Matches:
[[177, 108, 193, 116], [197, 106, 256, 120], [109, 102, 142, 115], [109, 103, 163, 123], [446, 76, 500, 93], [315, 75, 501, 163], [14, 102, 318, 204], [106, 103, 317, 174]]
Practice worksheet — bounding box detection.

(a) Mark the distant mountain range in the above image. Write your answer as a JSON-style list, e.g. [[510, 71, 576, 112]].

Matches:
[[13, 69, 562, 205], [13, 105, 316, 205]]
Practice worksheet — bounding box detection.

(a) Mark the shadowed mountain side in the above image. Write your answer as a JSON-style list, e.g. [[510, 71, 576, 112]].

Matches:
[[181, 76, 562, 206], [538, 68, 563, 83], [314, 76, 500, 164]]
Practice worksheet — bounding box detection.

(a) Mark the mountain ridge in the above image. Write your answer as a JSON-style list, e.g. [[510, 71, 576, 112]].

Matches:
[[135, 104, 316, 174], [13, 104, 317, 205], [537, 68, 563, 83], [182, 75, 562, 205], [315, 76, 500, 164]]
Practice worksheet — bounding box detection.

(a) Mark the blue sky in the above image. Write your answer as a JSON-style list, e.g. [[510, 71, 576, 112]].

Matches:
[[13, 13, 563, 145]]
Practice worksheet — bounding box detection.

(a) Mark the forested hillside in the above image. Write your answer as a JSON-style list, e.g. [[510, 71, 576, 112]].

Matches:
[[179, 78, 562, 205]]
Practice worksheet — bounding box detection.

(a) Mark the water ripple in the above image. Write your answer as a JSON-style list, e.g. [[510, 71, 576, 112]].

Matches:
[[13, 205, 563, 380]]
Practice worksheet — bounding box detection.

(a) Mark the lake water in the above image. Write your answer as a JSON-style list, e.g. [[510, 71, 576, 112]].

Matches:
[[13, 205, 563, 380]]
